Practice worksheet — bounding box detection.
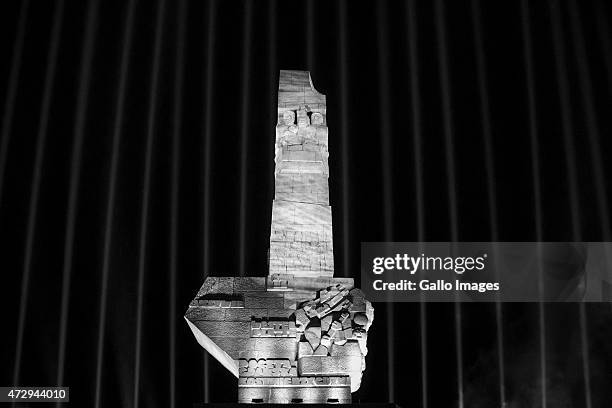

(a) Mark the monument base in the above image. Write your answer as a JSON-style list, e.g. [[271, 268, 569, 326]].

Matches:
[[194, 404, 400, 408]]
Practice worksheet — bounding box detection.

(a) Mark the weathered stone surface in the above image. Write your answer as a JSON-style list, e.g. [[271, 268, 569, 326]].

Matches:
[[272, 201, 332, 225], [298, 341, 314, 358], [234, 277, 266, 292], [243, 293, 285, 309], [313, 344, 329, 356], [329, 341, 362, 357], [298, 355, 362, 377], [224, 308, 268, 321], [250, 320, 297, 338], [185, 307, 226, 321], [196, 277, 235, 297], [333, 329, 347, 346], [206, 337, 298, 361], [237, 375, 349, 387], [294, 308, 310, 330], [354, 313, 369, 326], [238, 359, 297, 377], [305, 326, 321, 349], [194, 321, 251, 338], [196, 298, 245, 308], [267, 308, 295, 319], [321, 315, 332, 332], [238, 381, 351, 404]]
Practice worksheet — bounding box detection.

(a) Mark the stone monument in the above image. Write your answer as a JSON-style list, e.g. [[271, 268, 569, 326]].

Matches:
[[185, 70, 374, 404]]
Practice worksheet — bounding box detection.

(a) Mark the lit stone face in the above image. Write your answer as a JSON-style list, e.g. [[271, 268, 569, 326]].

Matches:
[[283, 110, 296, 125], [185, 70, 374, 404]]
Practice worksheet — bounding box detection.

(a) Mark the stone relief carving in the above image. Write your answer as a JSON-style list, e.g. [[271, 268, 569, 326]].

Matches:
[[311, 112, 324, 125]]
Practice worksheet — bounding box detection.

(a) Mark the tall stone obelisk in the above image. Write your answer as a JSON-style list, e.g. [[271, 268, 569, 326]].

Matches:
[[269, 70, 333, 279], [185, 70, 374, 404]]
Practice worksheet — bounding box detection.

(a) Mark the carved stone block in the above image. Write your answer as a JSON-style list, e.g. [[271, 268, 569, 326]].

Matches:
[[234, 277, 266, 293], [298, 341, 314, 358]]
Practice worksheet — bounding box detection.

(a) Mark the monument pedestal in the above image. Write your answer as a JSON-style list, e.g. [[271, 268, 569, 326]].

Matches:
[[194, 404, 400, 408]]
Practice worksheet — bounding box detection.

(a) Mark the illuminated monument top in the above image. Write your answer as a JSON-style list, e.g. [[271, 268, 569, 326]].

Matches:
[[271, 70, 333, 278], [185, 70, 374, 404]]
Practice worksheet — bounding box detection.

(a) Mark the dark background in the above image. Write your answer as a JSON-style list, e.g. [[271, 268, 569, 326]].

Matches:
[[1, 0, 612, 407]]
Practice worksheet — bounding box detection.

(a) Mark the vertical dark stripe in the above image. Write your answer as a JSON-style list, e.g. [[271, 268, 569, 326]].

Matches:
[[238, 0, 253, 277], [548, 0, 581, 240], [134, 0, 166, 406], [375, 2, 395, 402], [170, 2, 187, 407], [0, 0, 29, 209], [549, 2, 591, 407], [519, 1, 546, 406], [567, 0, 611, 241], [202, 0, 217, 401], [376, 0, 393, 240], [56, 0, 99, 396], [337, 0, 350, 278], [306, 1, 315, 69], [268, 0, 277, 116], [13, 0, 65, 394], [406, 1, 427, 406], [407, 0, 425, 243], [568, 5, 611, 392], [579, 303, 592, 408], [470, 0, 498, 239], [593, 0, 612, 95], [433, 1, 463, 406], [433, 1, 459, 242], [94, 0, 138, 406], [520, 0, 543, 241], [470, 0, 505, 405], [267, 0, 277, 279], [267, 0, 276, 283], [202, 0, 216, 297]]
